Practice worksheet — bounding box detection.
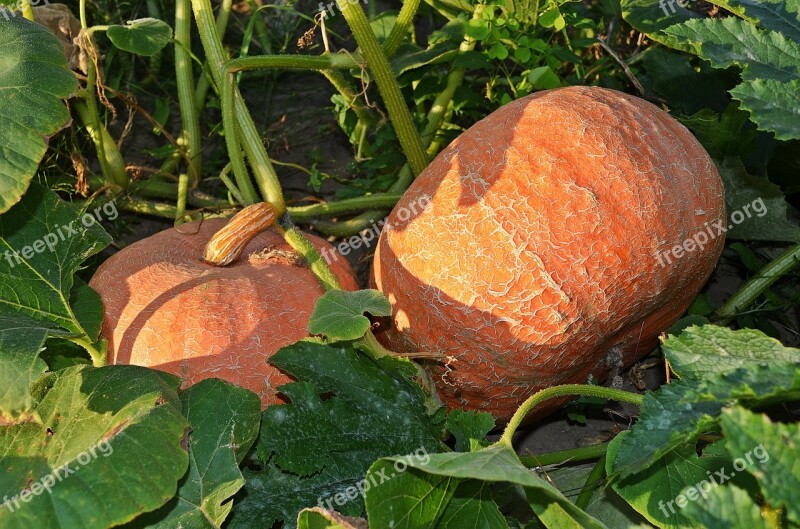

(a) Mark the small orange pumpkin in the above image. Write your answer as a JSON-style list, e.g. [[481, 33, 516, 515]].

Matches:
[[90, 218, 357, 406]]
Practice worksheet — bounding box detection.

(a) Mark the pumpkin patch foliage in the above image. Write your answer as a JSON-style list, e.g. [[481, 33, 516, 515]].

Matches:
[[1, 0, 799, 527]]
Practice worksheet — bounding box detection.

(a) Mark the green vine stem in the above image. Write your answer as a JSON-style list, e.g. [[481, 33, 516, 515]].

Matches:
[[175, 0, 202, 187], [576, 454, 606, 510], [497, 385, 644, 448], [221, 69, 259, 204], [277, 215, 342, 291], [72, 98, 129, 189], [191, 0, 285, 212], [289, 193, 403, 219], [519, 442, 610, 468], [228, 53, 362, 72], [194, 0, 233, 110], [69, 336, 106, 367], [382, 0, 422, 58], [714, 242, 800, 325], [338, 0, 428, 176], [309, 6, 485, 236]]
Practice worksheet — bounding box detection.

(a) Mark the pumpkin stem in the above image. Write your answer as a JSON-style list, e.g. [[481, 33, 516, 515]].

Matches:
[[202, 203, 277, 266]]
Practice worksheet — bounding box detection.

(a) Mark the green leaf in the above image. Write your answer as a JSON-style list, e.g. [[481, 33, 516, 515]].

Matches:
[[610, 360, 800, 478], [718, 0, 800, 42], [664, 16, 800, 139], [678, 105, 759, 159], [0, 184, 111, 420], [730, 78, 800, 140], [465, 19, 491, 40], [528, 66, 560, 89], [720, 406, 800, 524], [0, 365, 190, 529], [370, 445, 608, 529], [227, 342, 445, 529], [364, 459, 458, 529], [547, 465, 646, 528], [127, 379, 261, 529], [663, 325, 800, 380], [717, 157, 800, 242], [297, 508, 367, 529], [308, 290, 391, 341], [665, 17, 800, 83], [683, 484, 772, 529], [445, 409, 495, 452], [438, 480, 509, 529], [0, 313, 63, 421], [608, 435, 753, 529], [0, 16, 77, 214], [106, 18, 173, 56], [392, 42, 459, 77]]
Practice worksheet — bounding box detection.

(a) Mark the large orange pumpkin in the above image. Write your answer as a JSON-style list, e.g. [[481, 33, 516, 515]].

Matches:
[[90, 219, 357, 406], [372, 86, 726, 422]]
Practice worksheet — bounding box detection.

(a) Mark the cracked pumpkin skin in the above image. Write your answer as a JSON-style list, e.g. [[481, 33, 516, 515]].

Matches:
[[372, 86, 726, 422], [89, 219, 357, 406]]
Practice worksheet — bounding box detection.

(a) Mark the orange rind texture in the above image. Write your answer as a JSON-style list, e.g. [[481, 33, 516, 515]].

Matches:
[[90, 219, 357, 407], [373, 86, 726, 422]]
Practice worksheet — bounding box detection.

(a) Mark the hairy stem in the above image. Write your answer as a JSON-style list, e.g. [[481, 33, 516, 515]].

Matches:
[[519, 442, 610, 468], [73, 98, 128, 188], [192, 0, 285, 211], [289, 193, 403, 220], [175, 0, 202, 186], [338, 0, 428, 176], [382, 0, 422, 58], [498, 385, 644, 448], [714, 242, 800, 325], [576, 454, 606, 510]]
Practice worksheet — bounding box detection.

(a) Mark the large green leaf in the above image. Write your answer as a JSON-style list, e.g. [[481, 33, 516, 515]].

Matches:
[[0, 17, 77, 213], [665, 15, 800, 139], [0, 365, 190, 529], [683, 484, 772, 529], [610, 360, 800, 478], [665, 17, 800, 82], [547, 465, 646, 528], [0, 313, 64, 422], [365, 459, 458, 529], [608, 435, 755, 529], [366, 445, 608, 529], [0, 184, 111, 421], [720, 406, 800, 523], [227, 342, 446, 529], [716, 157, 800, 242], [437, 480, 509, 529], [714, 0, 800, 42], [730, 78, 800, 140], [663, 325, 800, 380], [127, 379, 261, 529]]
